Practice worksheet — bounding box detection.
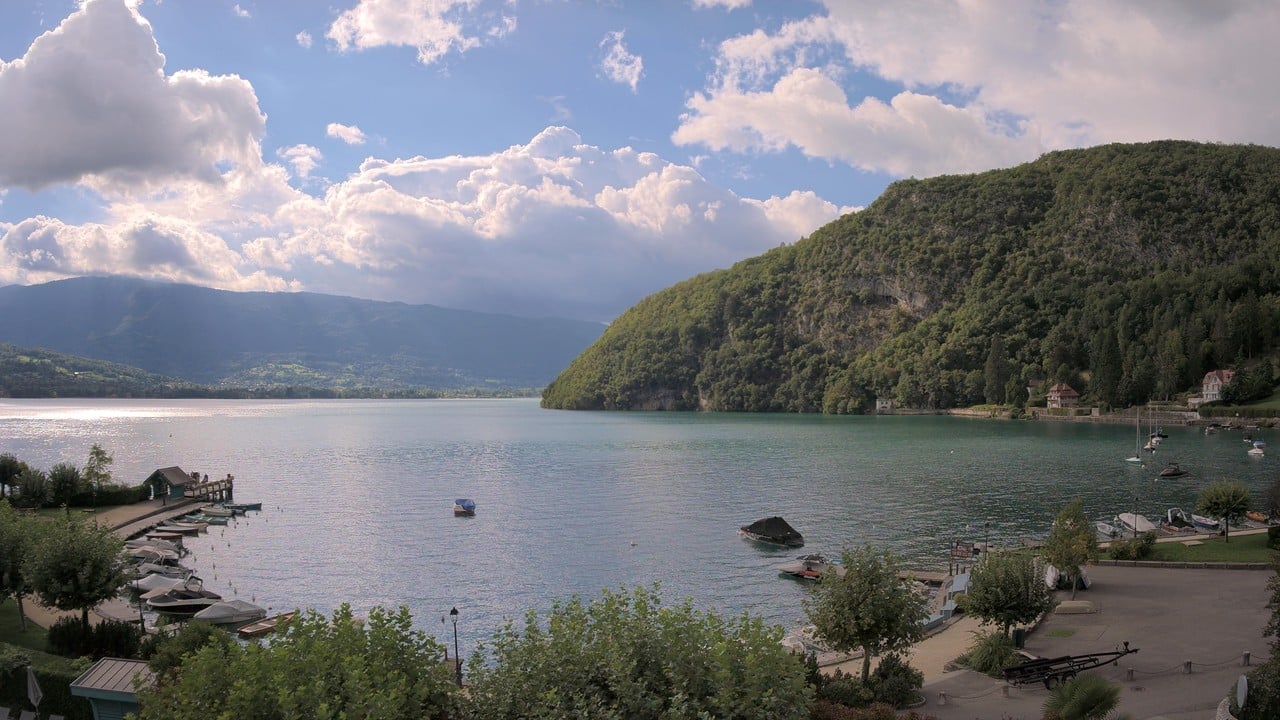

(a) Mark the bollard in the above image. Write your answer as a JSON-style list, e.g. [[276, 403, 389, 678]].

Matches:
[[938, 692, 947, 705], [1126, 667, 1134, 681], [1244, 651, 1251, 667], [1184, 660, 1192, 674]]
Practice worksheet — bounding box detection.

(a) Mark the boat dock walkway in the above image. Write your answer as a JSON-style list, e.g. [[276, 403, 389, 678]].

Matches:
[[99, 498, 210, 539]]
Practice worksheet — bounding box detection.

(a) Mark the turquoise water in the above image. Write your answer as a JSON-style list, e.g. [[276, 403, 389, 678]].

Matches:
[[1, 398, 1272, 654]]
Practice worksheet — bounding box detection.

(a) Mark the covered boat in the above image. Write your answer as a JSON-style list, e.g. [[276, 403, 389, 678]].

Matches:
[[778, 553, 843, 580], [194, 599, 267, 626], [454, 498, 476, 516], [147, 586, 223, 615], [1158, 463, 1188, 478], [739, 516, 804, 548], [238, 610, 298, 638]]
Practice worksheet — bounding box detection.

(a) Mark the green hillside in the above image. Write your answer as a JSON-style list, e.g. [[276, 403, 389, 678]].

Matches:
[[0, 343, 200, 397], [542, 141, 1280, 412]]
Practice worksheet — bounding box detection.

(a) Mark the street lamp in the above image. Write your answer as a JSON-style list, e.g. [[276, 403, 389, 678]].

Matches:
[[984, 521, 991, 554], [1132, 495, 1139, 538], [449, 607, 461, 687]]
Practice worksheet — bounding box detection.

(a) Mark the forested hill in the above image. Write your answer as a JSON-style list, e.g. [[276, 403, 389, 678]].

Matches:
[[542, 141, 1280, 412]]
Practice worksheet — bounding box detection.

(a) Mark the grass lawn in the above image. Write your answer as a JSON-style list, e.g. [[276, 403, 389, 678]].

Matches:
[[1146, 531, 1277, 563], [0, 598, 49, 653]]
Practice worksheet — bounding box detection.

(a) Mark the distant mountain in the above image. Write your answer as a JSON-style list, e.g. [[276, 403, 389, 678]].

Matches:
[[542, 140, 1280, 412], [0, 277, 604, 391]]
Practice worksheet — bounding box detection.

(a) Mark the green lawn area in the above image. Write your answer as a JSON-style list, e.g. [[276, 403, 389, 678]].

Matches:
[[0, 599, 49, 653], [1146, 531, 1277, 563]]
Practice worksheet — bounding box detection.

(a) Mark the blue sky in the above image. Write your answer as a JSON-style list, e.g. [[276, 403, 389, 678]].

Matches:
[[1, 0, 1277, 322]]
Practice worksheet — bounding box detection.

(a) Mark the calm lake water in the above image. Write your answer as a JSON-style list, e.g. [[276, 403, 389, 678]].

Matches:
[[1, 398, 1273, 654]]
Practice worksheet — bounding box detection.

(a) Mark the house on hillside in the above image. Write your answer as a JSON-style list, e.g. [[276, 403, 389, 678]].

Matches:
[[1046, 383, 1079, 409], [146, 466, 196, 503], [1202, 369, 1236, 402], [875, 397, 895, 413]]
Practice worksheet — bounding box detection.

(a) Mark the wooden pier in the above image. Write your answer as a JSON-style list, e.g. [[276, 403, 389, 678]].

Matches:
[[184, 473, 234, 502]]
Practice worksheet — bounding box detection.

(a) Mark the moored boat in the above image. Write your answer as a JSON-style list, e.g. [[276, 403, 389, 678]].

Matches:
[[778, 553, 844, 580], [1163, 508, 1196, 532], [194, 599, 267, 626], [238, 610, 298, 638], [739, 516, 804, 548], [1158, 463, 1187, 478], [1190, 513, 1220, 532], [1115, 512, 1157, 535], [1246, 510, 1269, 524], [453, 498, 476, 516], [224, 501, 262, 512], [201, 506, 234, 517], [146, 583, 222, 615]]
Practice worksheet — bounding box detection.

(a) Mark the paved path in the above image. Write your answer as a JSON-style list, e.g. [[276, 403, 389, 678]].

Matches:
[[918, 564, 1271, 720]]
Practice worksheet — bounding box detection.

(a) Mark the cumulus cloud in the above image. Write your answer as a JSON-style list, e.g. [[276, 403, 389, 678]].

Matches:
[[675, 0, 1280, 177], [296, 30, 313, 48], [232, 4, 250, 19], [277, 145, 323, 178], [0, 0, 266, 191], [599, 30, 643, 93], [327, 0, 512, 65], [326, 123, 367, 145], [0, 0, 851, 321]]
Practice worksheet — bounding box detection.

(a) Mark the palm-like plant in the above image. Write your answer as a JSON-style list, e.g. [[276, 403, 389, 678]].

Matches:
[[1042, 673, 1128, 720]]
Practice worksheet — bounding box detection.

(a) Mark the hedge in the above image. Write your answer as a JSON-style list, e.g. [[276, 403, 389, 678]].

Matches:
[[0, 644, 94, 720]]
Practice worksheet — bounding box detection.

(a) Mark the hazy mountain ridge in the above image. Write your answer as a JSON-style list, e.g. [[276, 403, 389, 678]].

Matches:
[[0, 277, 604, 391], [542, 140, 1280, 412]]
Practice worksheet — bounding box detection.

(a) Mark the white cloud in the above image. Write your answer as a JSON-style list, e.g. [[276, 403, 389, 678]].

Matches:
[[277, 144, 323, 178], [296, 30, 313, 48], [232, 4, 250, 19], [0, 0, 266, 191], [692, 0, 751, 9], [599, 30, 643, 93], [675, 0, 1280, 177], [327, 0, 507, 65], [326, 123, 367, 145], [0, 1, 851, 321]]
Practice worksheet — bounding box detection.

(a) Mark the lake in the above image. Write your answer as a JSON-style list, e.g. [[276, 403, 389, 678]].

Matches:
[[1, 398, 1272, 655]]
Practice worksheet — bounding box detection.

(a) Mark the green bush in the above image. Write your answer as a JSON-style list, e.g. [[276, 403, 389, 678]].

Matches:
[[1108, 531, 1158, 560], [47, 617, 141, 660], [1267, 526, 1280, 550], [0, 650, 94, 720], [960, 630, 1017, 675], [816, 672, 875, 709], [870, 653, 923, 708]]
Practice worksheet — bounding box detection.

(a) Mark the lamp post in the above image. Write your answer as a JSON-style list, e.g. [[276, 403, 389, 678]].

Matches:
[[449, 607, 461, 687], [984, 521, 991, 555], [1132, 495, 1139, 538]]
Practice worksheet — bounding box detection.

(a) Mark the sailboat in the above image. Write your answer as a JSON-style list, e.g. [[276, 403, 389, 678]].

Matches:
[[1124, 408, 1144, 463]]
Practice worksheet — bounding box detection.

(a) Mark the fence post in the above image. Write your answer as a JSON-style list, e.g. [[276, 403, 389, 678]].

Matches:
[[1184, 660, 1192, 674]]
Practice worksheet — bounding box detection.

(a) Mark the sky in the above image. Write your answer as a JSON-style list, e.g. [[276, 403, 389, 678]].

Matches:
[[0, 1, 1277, 323]]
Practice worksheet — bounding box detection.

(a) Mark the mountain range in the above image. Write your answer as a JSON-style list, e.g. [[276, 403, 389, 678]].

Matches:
[[542, 140, 1280, 412], [0, 277, 604, 393]]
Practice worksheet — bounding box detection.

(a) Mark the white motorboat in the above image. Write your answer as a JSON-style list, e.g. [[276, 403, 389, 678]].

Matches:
[[1115, 512, 1157, 535], [130, 572, 192, 593], [1095, 520, 1121, 539], [125, 537, 180, 552], [194, 599, 267, 626], [1191, 513, 1220, 531]]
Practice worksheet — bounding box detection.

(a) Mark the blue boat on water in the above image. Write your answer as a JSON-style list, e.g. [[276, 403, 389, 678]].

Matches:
[[453, 498, 476, 516]]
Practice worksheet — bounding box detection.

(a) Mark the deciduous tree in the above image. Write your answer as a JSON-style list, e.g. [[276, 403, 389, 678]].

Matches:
[[805, 545, 928, 683], [465, 584, 811, 720], [23, 517, 128, 628], [1197, 480, 1251, 542], [83, 444, 113, 500], [965, 551, 1054, 639], [0, 500, 34, 630], [0, 453, 25, 499], [48, 462, 81, 514], [138, 605, 457, 720], [1044, 498, 1098, 600]]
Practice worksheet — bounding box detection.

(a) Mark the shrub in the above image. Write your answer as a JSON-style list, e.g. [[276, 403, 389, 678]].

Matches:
[[817, 672, 875, 709], [1267, 526, 1280, 550], [870, 653, 923, 708], [47, 617, 142, 660], [960, 630, 1017, 675], [1108, 531, 1157, 560]]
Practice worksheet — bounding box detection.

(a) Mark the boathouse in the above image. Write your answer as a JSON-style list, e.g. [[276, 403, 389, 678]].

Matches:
[[145, 466, 193, 502], [70, 657, 154, 720]]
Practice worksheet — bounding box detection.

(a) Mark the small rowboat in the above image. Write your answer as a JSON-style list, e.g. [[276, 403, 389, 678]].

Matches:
[[238, 610, 298, 638]]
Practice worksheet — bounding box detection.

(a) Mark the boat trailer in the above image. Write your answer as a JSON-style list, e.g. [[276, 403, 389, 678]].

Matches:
[[1003, 642, 1139, 689]]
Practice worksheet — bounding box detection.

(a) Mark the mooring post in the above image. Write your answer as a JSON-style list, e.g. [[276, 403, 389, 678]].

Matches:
[[1125, 667, 1134, 681], [1183, 660, 1192, 674], [1243, 651, 1251, 667], [938, 692, 947, 705]]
